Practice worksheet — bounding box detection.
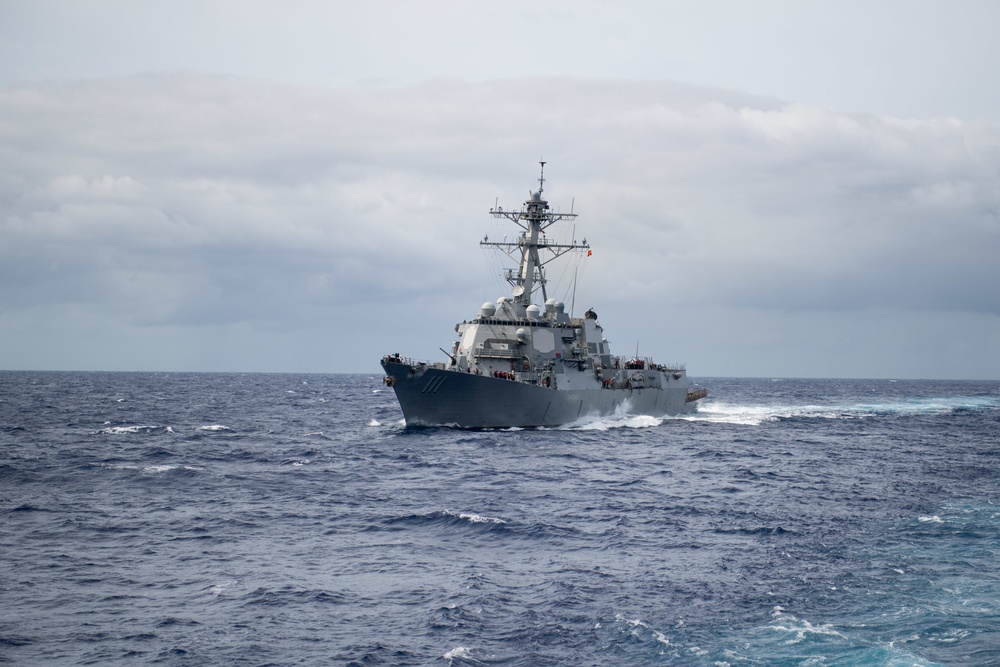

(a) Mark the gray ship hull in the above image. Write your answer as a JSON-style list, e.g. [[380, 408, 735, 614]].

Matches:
[[382, 360, 697, 429]]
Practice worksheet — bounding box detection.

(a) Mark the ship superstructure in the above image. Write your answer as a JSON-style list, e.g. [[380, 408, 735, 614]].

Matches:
[[381, 164, 705, 428]]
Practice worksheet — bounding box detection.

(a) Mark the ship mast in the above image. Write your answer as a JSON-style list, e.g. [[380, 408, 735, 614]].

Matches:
[[483, 162, 588, 312]]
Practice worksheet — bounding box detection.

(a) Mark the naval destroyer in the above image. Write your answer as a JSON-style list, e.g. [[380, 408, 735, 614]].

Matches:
[[381, 164, 706, 428]]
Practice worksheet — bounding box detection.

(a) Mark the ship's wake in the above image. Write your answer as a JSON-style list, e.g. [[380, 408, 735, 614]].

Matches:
[[549, 394, 999, 429], [683, 395, 1000, 426]]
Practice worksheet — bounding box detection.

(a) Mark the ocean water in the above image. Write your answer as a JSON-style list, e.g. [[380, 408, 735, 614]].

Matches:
[[2, 372, 999, 666]]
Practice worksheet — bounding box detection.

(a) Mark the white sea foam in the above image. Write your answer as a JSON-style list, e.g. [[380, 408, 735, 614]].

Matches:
[[143, 465, 198, 474], [209, 580, 237, 597], [612, 613, 676, 649], [919, 515, 944, 523], [367, 419, 381, 427], [98, 425, 160, 435], [935, 628, 971, 643], [616, 613, 646, 627], [454, 511, 506, 524], [683, 394, 1000, 426], [682, 402, 781, 426], [100, 426, 138, 435], [443, 646, 472, 661], [614, 614, 649, 641], [198, 424, 231, 431], [767, 609, 846, 643], [621, 414, 665, 428], [560, 412, 664, 431]]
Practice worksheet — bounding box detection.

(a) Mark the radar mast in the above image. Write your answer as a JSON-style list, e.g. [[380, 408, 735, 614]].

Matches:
[[483, 162, 588, 311]]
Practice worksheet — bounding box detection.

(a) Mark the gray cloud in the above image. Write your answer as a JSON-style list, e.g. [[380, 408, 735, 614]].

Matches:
[[1, 74, 998, 376], [4, 1, 999, 124]]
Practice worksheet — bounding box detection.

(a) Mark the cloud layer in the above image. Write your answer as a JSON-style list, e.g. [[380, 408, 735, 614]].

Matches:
[[2, 74, 998, 376]]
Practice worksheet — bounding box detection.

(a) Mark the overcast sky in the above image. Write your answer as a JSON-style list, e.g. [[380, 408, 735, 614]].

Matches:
[[2, 1, 999, 378]]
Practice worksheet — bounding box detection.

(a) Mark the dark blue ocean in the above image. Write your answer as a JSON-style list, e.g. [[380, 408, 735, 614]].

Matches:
[[2, 372, 999, 666]]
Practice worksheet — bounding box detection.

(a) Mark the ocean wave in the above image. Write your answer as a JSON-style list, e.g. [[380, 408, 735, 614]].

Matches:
[[604, 614, 678, 655], [209, 580, 237, 597], [243, 586, 352, 607], [98, 424, 168, 435], [442, 646, 473, 663], [380, 509, 508, 531], [454, 511, 506, 525], [142, 464, 198, 474], [97, 462, 197, 475]]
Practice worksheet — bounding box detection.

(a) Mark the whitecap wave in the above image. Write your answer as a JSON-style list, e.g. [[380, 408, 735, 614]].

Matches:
[[450, 510, 506, 525], [142, 465, 197, 474], [98, 425, 162, 435], [210, 580, 237, 597], [612, 613, 674, 647], [101, 463, 139, 471], [367, 419, 381, 427], [443, 646, 472, 662], [198, 424, 232, 431]]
